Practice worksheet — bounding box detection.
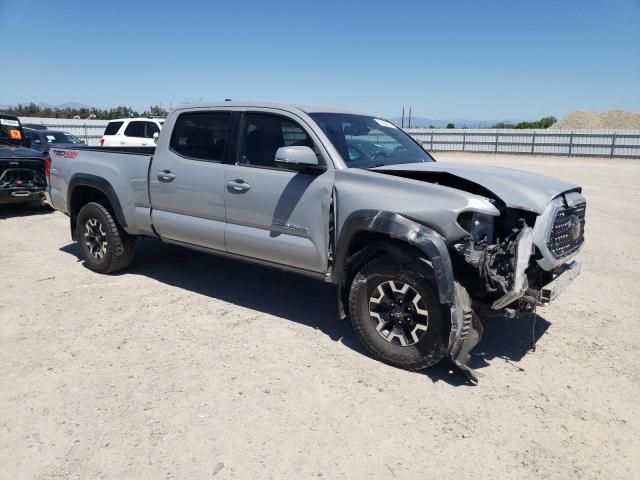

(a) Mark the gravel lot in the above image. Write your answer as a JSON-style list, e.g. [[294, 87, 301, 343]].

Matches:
[[1, 153, 638, 479]]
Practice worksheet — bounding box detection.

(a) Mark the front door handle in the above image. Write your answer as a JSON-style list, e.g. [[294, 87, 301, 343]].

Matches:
[[157, 170, 176, 182], [227, 179, 251, 192]]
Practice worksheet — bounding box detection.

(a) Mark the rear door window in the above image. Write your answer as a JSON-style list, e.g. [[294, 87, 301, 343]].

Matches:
[[124, 121, 145, 138], [104, 121, 123, 136], [170, 112, 231, 162]]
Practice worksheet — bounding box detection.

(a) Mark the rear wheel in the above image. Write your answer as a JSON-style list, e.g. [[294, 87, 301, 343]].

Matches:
[[348, 255, 450, 370], [76, 202, 134, 274]]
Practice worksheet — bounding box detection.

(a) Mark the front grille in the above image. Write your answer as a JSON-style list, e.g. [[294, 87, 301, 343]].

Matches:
[[547, 204, 586, 259]]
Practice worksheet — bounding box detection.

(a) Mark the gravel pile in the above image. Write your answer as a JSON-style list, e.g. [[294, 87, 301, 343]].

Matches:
[[552, 109, 640, 129]]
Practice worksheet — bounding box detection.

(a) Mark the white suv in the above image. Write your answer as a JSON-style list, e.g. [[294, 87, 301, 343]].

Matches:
[[100, 118, 164, 147]]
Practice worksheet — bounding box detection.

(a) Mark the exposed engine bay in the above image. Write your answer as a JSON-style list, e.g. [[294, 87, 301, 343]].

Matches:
[[452, 199, 585, 317], [456, 216, 536, 310]]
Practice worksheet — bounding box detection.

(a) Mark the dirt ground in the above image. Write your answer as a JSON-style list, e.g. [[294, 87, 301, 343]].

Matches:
[[1, 153, 638, 479]]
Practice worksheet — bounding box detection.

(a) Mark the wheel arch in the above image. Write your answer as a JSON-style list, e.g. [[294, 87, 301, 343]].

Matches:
[[68, 174, 127, 240], [333, 210, 455, 318]]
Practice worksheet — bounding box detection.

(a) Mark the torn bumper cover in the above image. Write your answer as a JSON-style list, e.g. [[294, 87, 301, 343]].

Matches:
[[447, 282, 484, 383], [489, 226, 581, 310]]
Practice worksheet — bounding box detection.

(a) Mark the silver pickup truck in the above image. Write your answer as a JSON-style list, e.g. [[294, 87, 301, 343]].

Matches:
[[47, 102, 586, 380]]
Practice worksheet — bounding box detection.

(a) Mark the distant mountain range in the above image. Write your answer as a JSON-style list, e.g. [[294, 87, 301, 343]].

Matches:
[[389, 116, 522, 129]]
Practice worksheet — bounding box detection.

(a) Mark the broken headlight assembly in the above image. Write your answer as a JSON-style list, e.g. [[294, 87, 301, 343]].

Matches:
[[457, 211, 496, 244]]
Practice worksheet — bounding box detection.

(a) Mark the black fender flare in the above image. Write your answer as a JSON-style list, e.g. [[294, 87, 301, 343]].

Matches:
[[67, 174, 127, 236], [333, 210, 483, 382], [332, 210, 455, 306]]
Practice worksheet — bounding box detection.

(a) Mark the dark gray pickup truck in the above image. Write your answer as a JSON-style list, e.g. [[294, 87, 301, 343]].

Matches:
[[0, 114, 47, 205], [47, 102, 586, 380]]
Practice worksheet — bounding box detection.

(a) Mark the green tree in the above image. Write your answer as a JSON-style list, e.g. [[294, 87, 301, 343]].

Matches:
[[493, 116, 557, 129], [143, 105, 168, 117], [536, 116, 557, 128], [446, 123, 455, 129], [2, 103, 170, 120]]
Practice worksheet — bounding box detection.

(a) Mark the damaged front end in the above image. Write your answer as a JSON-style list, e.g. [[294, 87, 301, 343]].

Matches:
[[445, 213, 539, 383], [366, 165, 586, 381], [448, 194, 586, 380], [455, 194, 585, 310], [455, 214, 538, 312]]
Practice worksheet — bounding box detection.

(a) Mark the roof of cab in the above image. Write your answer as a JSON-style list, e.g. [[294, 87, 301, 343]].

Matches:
[[172, 101, 365, 116]]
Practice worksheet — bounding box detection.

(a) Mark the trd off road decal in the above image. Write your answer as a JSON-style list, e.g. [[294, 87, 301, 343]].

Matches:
[[52, 150, 79, 158]]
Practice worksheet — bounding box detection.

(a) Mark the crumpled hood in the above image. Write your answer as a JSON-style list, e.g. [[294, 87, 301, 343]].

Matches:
[[0, 145, 44, 160], [372, 161, 581, 213]]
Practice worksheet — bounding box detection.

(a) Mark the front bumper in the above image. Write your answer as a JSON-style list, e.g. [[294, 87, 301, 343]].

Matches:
[[538, 260, 581, 305], [490, 213, 583, 310]]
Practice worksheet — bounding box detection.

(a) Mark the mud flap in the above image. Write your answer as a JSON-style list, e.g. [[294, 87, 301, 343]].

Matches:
[[448, 281, 484, 383]]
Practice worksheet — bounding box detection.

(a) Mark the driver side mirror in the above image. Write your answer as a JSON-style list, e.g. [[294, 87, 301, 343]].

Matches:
[[274, 146, 325, 173], [153, 132, 159, 142]]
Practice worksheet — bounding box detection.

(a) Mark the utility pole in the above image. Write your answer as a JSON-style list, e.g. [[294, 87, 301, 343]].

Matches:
[[408, 107, 412, 129], [401, 107, 405, 128]]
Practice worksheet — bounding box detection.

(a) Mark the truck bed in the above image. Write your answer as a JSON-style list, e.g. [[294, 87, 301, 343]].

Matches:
[[47, 146, 156, 236]]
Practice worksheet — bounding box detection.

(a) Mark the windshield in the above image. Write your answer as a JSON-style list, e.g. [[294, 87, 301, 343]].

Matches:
[[43, 132, 83, 144], [309, 113, 434, 168], [0, 116, 25, 147]]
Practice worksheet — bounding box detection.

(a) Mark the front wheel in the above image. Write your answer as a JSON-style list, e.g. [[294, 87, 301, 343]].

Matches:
[[348, 256, 450, 370], [76, 202, 135, 274]]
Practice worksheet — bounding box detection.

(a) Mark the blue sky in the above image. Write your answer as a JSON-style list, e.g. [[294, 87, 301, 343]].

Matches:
[[2, 0, 639, 120]]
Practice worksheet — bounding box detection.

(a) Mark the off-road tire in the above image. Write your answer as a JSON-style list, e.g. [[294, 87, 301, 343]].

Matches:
[[76, 202, 135, 274], [348, 255, 450, 370]]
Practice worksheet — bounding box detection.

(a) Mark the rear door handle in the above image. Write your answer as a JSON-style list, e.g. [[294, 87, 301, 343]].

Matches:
[[157, 170, 176, 182], [226, 179, 252, 192]]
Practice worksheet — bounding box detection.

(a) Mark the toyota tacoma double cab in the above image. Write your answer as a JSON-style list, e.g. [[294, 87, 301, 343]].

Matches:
[[0, 113, 47, 205], [46, 102, 586, 380]]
